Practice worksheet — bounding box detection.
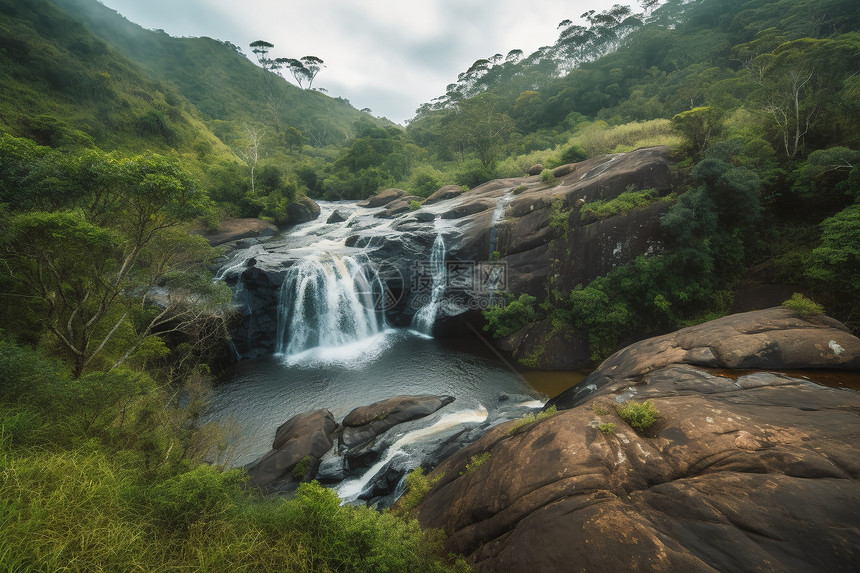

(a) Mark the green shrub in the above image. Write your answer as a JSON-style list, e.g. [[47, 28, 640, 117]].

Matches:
[[560, 143, 588, 164], [598, 422, 616, 435], [145, 465, 245, 533], [462, 452, 491, 475], [782, 293, 825, 318], [410, 200, 422, 211], [508, 405, 558, 435], [580, 187, 670, 220], [482, 293, 540, 338], [616, 400, 660, 432], [399, 467, 444, 513], [512, 184, 529, 195], [292, 455, 312, 480], [540, 169, 556, 185]]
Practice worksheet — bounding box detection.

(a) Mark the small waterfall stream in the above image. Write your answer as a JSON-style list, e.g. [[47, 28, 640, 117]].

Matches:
[[276, 254, 385, 359], [488, 190, 514, 258], [410, 234, 446, 336]]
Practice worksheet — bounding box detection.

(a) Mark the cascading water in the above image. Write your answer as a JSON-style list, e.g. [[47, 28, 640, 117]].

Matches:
[[488, 190, 514, 258], [276, 254, 384, 358], [410, 234, 446, 336]]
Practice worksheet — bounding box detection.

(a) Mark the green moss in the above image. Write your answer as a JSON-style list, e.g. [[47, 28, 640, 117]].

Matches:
[[410, 200, 422, 211], [292, 455, 312, 480], [580, 187, 672, 220]]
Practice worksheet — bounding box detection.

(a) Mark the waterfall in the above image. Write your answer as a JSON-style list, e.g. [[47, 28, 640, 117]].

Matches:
[[276, 255, 384, 357], [488, 191, 514, 258], [411, 234, 446, 336]]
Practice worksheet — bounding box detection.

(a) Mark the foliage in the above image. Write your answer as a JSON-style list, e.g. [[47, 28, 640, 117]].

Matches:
[[462, 452, 492, 475], [482, 293, 540, 338], [598, 422, 616, 435], [580, 187, 670, 220], [398, 468, 445, 513], [782, 293, 824, 318], [540, 169, 557, 185], [616, 400, 660, 432], [507, 405, 558, 435]]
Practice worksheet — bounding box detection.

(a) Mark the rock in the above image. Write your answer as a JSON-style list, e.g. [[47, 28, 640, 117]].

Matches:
[[326, 209, 348, 224], [246, 409, 337, 490], [424, 185, 467, 205], [286, 197, 321, 224], [527, 164, 544, 176], [413, 211, 436, 223], [340, 395, 455, 452], [413, 311, 860, 572], [193, 218, 278, 247], [550, 307, 860, 410], [374, 199, 413, 218], [440, 201, 492, 220], [552, 163, 577, 177], [359, 188, 406, 208], [498, 318, 589, 369]]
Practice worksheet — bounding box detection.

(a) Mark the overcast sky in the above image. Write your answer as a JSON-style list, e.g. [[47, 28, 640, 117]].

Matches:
[[97, 0, 623, 124]]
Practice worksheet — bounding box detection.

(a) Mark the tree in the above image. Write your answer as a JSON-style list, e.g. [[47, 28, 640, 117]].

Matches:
[[235, 124, 264, 195], [0, 153, 226, 378], [672, 106, 725, 156]]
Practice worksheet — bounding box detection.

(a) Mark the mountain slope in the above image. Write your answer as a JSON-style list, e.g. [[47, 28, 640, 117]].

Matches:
[[53, 0, 391, 146]]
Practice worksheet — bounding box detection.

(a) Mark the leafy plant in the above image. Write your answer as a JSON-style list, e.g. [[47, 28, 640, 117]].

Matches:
[[616, 400, 660, 432], [410, 200, 422, 211], [292, 455, 312, 480], [398, 467, 445, 512], [782, 293, 824, 318], [598, 422, 616, 435], [540, 169, 557, 185]]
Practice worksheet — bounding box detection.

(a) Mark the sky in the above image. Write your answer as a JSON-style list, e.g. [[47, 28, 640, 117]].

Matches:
[[97, 0, 623, 125]]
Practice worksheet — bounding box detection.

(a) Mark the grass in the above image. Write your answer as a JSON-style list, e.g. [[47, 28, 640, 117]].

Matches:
[[592, 403, 611, 416], [508, 405, 558, 435], [616, 400, 660, 432]]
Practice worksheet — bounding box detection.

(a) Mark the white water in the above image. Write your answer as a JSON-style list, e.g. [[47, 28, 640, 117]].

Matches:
[[276, 254, 384, 359], [336, 405, 489, 502], [488, 190, 514, 257], [410, 234, 446, 336]]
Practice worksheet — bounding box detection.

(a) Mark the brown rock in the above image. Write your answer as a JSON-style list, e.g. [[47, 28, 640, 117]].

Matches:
[[424, 185, 466, 205], [340, 395, 454, 451], [246, 409, 337, 489], [552, 163, 577, 177], [193, 218, 277, 246], [359, 188, 406, 208], [417, 365, 860, 572], [527, 164, 544, 176], [440, 201, 492, 220], [286, 196, 321, 224]]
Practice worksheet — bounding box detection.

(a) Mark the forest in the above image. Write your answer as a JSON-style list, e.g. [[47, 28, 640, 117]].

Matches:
[[0, 0, 858, 570]]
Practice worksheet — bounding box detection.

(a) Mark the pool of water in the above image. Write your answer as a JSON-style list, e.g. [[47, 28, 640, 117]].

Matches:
[[208, 329, 544, 466]]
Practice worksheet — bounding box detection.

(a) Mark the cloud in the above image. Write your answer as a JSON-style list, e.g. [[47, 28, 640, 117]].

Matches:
[[98, 0, 620, 124]]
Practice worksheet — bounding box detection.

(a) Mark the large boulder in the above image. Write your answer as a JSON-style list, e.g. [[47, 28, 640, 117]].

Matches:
[[193, 218, 277, 246], [246, 409, 337, 490], [286, 196, 321, 224], [424, 185, 467, 205], [550, 307, 860, 409], [360, 188, 406, 208], [413, 310, 860, 572], [340, 394, 455, 453]]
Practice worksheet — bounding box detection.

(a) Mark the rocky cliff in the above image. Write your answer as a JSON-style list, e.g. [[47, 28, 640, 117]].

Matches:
[[412, 308, 860, 572]]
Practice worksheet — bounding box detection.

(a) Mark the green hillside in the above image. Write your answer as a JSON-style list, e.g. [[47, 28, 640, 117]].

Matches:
[[53, 0, 390, 147]]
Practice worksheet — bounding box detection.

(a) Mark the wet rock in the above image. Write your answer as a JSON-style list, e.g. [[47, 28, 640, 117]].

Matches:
[[414, 311, 860, 573], [340, 395, 455, 452], [359, 188, 405, 208], [440, 201, 492, 220], [286, 196, 321, 224], [326, 209, 348, 224], [246, 409, 337, 490]]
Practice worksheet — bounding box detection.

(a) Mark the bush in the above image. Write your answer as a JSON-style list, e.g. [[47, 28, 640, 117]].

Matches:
[[462, 452, 491, 474], [598, 422, 615, 435], [782, 293, 824, 318], [410, 200, 422, 211], [580, 187, 670, 220], [616, 400, 660, 432], [540, 169, 556, 185], [482, 293, 540, 338], [398, 467, 444, 513]]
